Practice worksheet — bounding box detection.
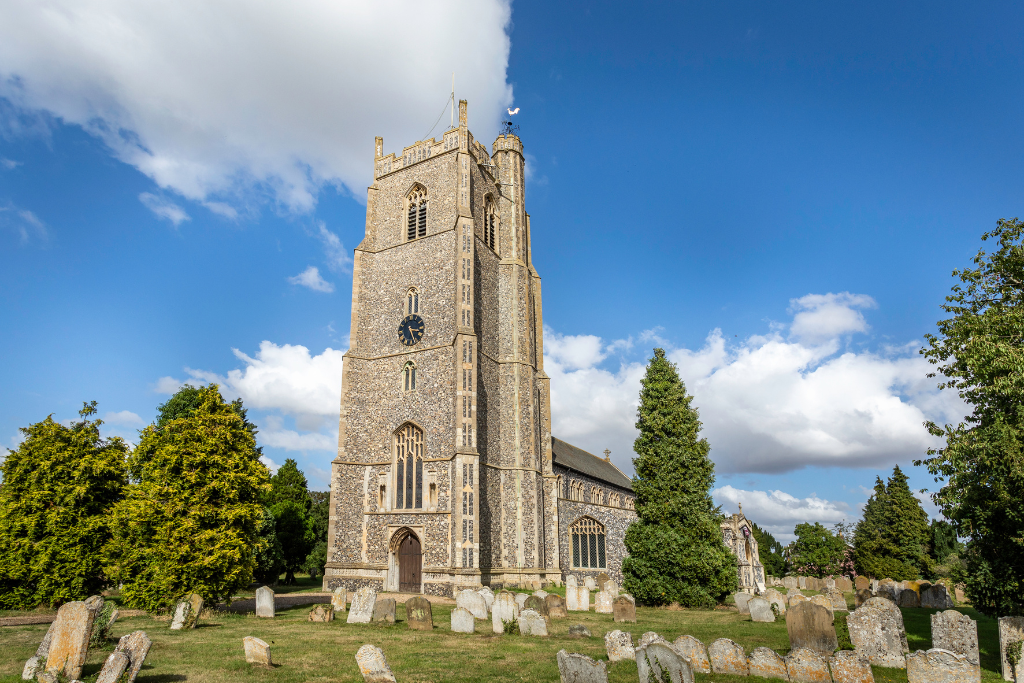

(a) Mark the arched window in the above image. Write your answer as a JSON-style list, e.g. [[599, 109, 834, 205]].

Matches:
[[407, 186, 427, 241], [484, 197, 497, 251], [571, 517, 606, 569], [394, 424, 424, 509], [407, 288, 419, 315], [608, 492, 620, 508], [591, 486, 602, 504], [403, 361, 417, 392]]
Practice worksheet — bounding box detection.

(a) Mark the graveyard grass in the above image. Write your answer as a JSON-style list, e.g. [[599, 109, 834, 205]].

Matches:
[[0, 595, 1004, 682]]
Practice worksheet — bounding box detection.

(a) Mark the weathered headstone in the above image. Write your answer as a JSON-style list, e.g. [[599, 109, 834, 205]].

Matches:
[[534, 589, 549, 600], [906, 648, 978, 683], [405, 596, 432, 630], [114, 630, 152, 683], [855, 576, 870, 591], [786, 601, 838, 657], [372, 597, 396, 624], [491, 591, 519, 634], [45, 601, 95, 680], [790, 593, 810, 608], [638, 631, 667, 649], [932, 610, 979, 667], [556, 650, 608, 683], [785, 647, 831, 682], [637, 642, 694, 683], [525, 594, 547, 615], [243, 636, 272, 666], [847, 597, 909, 668], [998, 616, 1024, 681], [478, 586, 495, 612], [170, 594, 204, 629], [855, 589, 873, 608], [783, 576, 799, 590], [749, 597, 775, 623], [596, 572, 611, 589], [824, 587, 848, 611], [876, 580, 899, 603], [765, 588, 787, 615], [95, 651, 130, 683], [605, 630, 635, 662], [22, 621, 57, 680], [829, 650, 873, 683], [595, 590, 613, 614], [519, 608, 548, 636], [457, 589, 488, 619], [308, 604, 334, 622], [347, 586, 377, 624], [708, 638, 749, 675], [516, 593, 530, 611], [569, 586, 590, 612], [734, 591, 754, 615], [613, 594, 636, 623], [568, 624, 592, 637], [450, 607, 475, 633], [255, 586, 275, 618], [836, 577, 853, 592], [747, 647, 787, 680], [922, 584, 955, 609], [584, 576, 597, 591], [673, 636, 710, 674], [331, 587, 348, 612], [546, 593, 568, 618], [605, 582, 620, 598], [355, 644, 396, 683], [899, 589, 921, 608], [810, 593, 835, 618]]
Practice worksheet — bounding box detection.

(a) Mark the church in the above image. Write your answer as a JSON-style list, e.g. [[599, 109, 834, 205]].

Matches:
[[323, 101, 638, 597]]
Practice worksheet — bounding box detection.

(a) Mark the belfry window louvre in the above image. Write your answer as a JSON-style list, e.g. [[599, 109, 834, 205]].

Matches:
[[570, 517, 606, 570], [418, 201, 427, 238], [394, 424, 424, 509], [406, 187, 427, 241]]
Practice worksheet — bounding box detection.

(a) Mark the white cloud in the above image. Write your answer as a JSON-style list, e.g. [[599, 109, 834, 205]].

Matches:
[[287, 265, 334, 293], [139, 192, 190, 225], [789, 292, 876, 343], [1, 200, 47, 243], [103, 410, 143, 426], [0, 1, 513, 212], [314, 222, 352, 272], [1, 158, 21, 169], [153, 376, 184, 394], [713, 485, 851, 541], [260, 429, 335, 452], [260, 455, 280, 474]]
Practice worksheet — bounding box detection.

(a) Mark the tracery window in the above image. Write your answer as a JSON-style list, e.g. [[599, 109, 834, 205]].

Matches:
[[485, 197, 497, 251], [407, 288, 419, 315], [394, 424, 424, 509], [403, 361, 417, 392], [406, 187, 427, 241], [571, 517, 606, 570]]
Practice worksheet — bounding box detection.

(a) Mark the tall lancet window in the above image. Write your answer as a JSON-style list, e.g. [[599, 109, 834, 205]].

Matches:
[[484, 197, 497, 251], [406, 186, 427, 241], [407, 288, 419, 315], [403, 361, 417, 392], [394, 423, 424, 509]]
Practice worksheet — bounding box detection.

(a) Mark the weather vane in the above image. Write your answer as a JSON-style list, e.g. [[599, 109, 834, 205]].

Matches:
[[500, 106, 520, 136]]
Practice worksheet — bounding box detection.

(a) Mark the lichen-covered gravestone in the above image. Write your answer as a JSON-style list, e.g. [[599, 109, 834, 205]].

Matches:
[[836, 577, 853, 592], [525, 594, 547, 615], [734, 591, 753, 615], [785, 648, 831, 682], [637, 641, 694, 683], [829, 650, 873, 683], [406, 596, 432, 631], [638, 631, 666, 649], [824, 587, 848, 611], [922, 584, 955, 609], [855, 589, 873, 608], [347, 586, 377, 624], [673, 636, 710, 674], [783, 576, 799, 590], [748, 597, 775, 623], [491, 591, 519, 634], [556, 650, 608, 683], [355, 644, 396, 683], [114, 630, 152, 683], [457, 589, 488, 619], [45, 601, 95, 680], [546, 593, 568, 618], [95, 651, 130, 683], [584, 576, 597, 591], [932, 610, 979, 668], [372, 597, 396, 624], [170, 594, 204, 630], [612, 594, 636, 623], [604, 630, 634, 662], [790, 593, 810, 608], [847, 597, 909, 668], [594, 590, 613, 614], [765, 589, 787, 615], [516, 593, 530, 611], [571, 586, 591, 612], [786, 601, 838, 657], [708, 638, 749, 676], [906, 648, 978, 683], [308, 604, 334, 622], [810, 593, 835, 618], [450, 607, 475, 633], [569, 624, 592, 637], [331, 587, 348, 612], [255, 586, 275, 618], [747, 647, 787, 679], [997, 616, 1024, 682], [855, 576, 870, 591], [519, 608, 548, 636], [899, 589, 921, 608], [21, 620, 57, 680], [243, 636, 272, 666]]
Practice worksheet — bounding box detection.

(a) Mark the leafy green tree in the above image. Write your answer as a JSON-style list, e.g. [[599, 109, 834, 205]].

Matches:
[[930, 520, 961, 564], [0, 403, 127, 608], [853, 466, 931, 580], [106, 385, 270, 610], [622, 348, 737, 607], [253, 508, 284, 584], [918, 218, 1024, 615], [267, 458, 312, 511], [303, 490, 330, 579], [790, 523, 846, 577], [750, 521, 785, 578], [270, 500, 314, 584]]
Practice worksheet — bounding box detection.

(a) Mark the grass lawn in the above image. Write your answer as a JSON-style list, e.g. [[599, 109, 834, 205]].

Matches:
[[0, 593, 1004, 683]]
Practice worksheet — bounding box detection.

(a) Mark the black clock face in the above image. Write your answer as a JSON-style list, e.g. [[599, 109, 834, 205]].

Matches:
[[398, 314, 425, 346]]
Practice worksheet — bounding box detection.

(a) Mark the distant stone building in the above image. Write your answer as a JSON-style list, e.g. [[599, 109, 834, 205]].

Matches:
[[721, 504, 765, 592], [322, 102, 636, 597]]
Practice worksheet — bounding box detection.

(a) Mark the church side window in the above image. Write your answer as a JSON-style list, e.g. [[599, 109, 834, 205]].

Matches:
[[406, 187, 427, 241], [571, 517, 606, 570], [485, 197, 497, 251], [394, 424, 423, 509], [407, 288, 419, 315], [403, 361, 417, 391]]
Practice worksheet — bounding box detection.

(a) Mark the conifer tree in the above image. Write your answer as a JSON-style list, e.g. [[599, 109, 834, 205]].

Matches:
[[853, 466, 931, 580], [622, 348, 736, 607], [750, 521, 786, 578]]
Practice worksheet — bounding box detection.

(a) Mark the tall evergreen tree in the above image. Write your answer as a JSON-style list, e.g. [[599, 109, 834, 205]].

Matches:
[[622, 348, 736, 607], [0, 403, 127, 608], [750, 521, 786, 578], [267, 458, 312, 511], [853, 466, 931, 580]]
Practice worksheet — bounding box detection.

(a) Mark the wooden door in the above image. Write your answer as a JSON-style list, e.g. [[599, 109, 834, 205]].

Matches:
[[399, 535, 421, 592]]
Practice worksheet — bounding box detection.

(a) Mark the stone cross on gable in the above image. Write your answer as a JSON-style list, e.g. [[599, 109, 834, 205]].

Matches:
[[604, 449, 611, 462]]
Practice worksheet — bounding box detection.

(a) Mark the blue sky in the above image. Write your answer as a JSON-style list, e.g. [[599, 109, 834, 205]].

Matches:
[[2, 0, 1020, 540]]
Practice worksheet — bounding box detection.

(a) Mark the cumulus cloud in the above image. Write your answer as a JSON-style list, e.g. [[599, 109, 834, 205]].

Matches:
[[152, 376, 184, 394], [103, 410, 142, 426], [139, 192, 190, 225], [0, 1, 513, 212], [789, 292, 876, 343], [287, 265, 334, 293], [713, 485, 851, 541]]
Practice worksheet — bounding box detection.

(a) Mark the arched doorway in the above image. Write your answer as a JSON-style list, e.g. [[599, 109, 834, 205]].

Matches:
[[398, 534, 422, 592]]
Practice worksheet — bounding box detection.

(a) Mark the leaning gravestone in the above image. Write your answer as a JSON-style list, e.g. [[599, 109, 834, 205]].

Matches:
[[557, 650, 608, 683], [998, 616, 1024, 681], [932, 610, 979, 667], [595, 590, 613, 614], [638, 631, 666, 649], [355, 644, 396, 683], [734, 591, 753, 615], [457, 589, 488, 619], [170, 594, 204, 630], [243, 636, 272, 666], [308, 604, 334, 622], [22, 620, 57, 680], [605, 630, 635, 662], [331, 587, 348, 612], [255, 586, 275, 618], [922, 584, 955, 609], [525, 594, 547, 615], [372, 597, 396, 624], [748, 597, 775, 623], [406, 596, 433, 631], [612, 594, 636, 623], [708, 638, 749, 676], [450, 607, 475, 633], [115, 630, 152, 683], [519, 608, 548, 636], [765, 589, 787, 615], [347, 586, 377, 624], [546, 593, 568, 618], [95, 651, 129, 683], [785, 648, 831, 682], [673, 636, 710, 674], [829, 650, 873, 683], [45, 601, 95, 680], [491, 591, 519, 634], [847, 597, 909, 668], [637, 642, 694, 683], [747, 647, 788, 680], [906, 648, 977, 683], [786, 600, 838, 657]]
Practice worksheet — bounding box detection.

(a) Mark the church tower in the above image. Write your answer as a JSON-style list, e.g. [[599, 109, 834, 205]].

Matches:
[[324, 102, 561, 596]]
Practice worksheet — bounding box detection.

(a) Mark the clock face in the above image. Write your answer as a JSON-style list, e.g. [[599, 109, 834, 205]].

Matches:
[[398, 314, 425, 346]]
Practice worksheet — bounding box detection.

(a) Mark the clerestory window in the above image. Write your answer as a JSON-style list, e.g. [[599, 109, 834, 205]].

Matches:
[[394, 423, 424, 509]]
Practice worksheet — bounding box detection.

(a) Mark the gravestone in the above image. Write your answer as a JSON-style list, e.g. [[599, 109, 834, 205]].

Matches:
[[605, 582, 620, 598], [612, 594, 636, 622], [876, 580, 899, 603], [525, 594, 547, 615], [45, 601, 95, 680], [747, 647, 787, 680], [170, 594, 204, 629], [596, 572, 611, 590], [450, 607, 475, 633], [406, 596, 432, 631], [673, 636, 710, 674], [829, 650, 873, 683], [516, 593, 530, 611], [783, 576, 799, 590], [748, 597, 775, 622], [372, 597, 396, 624], [708, 638, 749, 675], [810, 593, 834, 617], [765, 589, 787, 615], [347, 586, 377, 624], [922, 584, 955, 609], [605, 630, 635, 662], [637, 642, 694, 683], [569, 624, 592, 637], [997, 616, 1024, 681], [355, 644, 396, 683], [519, 608, 548, 636], [457, 589, 488, 619], [855, 589, 873, 608], [825, 578, 836, 589], [595, 591, 613, 614], [491, 591, 519, 634], [556, 650, 608, 683], [568, 586, 590, 611], [566, 574, 578, 590], [243, 636, 272, 666], [932, 610, 979, 667], [308, 604, 334, 622], [785, 648, 831, 683], [638, 631, 666, 649], [546, 593, 568, 618], [824, 587, 848, 611], [255, 586, 275, 618], [798, 576, 808, 589], [836, 577, 853, 592], [584, 576, 597, 591], [734, 591, 753, 615], [478, 586, 495, 612], [847, 597, 909, 668], [906, 648, 978, 683], [95, 652, 129, 683], [331, 587, 348, 612], [855, 576, 870, 591], [114, 630, 152, 683], [899, 589, 921, 608], [786, 601, 838, 657], [534, 589, 550, 600], [790, 593, 810, 608], [22, 621, 57, 680]]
